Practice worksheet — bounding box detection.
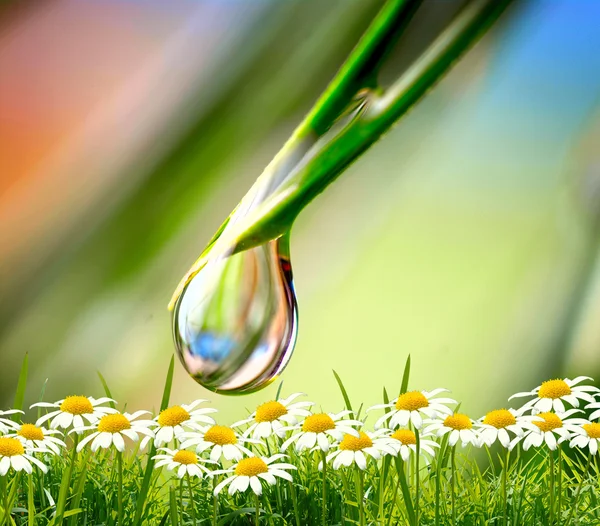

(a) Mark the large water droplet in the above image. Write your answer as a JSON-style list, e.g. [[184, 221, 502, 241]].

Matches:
[[172, 235, 298, 394]]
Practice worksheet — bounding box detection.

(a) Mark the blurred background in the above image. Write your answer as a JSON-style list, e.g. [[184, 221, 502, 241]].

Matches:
[[2, 0, 600, 423]]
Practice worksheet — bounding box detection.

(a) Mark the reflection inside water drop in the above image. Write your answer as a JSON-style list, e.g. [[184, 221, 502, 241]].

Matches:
[[172, 235, 298, 394]]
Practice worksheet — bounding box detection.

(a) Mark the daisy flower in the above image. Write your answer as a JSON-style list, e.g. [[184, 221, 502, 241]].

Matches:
[[518, 410, 588, 451], [144, 400, 218, 448], [570, 422, 600, 455], [32, 396, 117, 433], [385, 429, 440, 461], [475, 409, 540, 450], [179, 424, 262, 462], [424, 413, 480, 447], [233, 393, 313, 440], [583, 400, 600, 421], [0, 437, 48, 475], [6, 423, 66, 455], [75, 411, 155, 452], [213, 455, 296, 496], [280, 411, 362, 453], [509, 377, 599, 414], [369, 389, 456, 430], [153, 448, 215, 479], [0, 410, 23, 434], [325, 431, 396, 470]]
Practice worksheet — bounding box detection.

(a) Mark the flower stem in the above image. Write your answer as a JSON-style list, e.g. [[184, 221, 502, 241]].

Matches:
[[321, 449, 327, 526], [435, 442, 443, 526], [558, 444, 563, 523], [117, 451, 124, 525], [567, 452, 592, 525], [1, 475, 8, 526], [355, 467, 365, 526], [549, 450, 555, 525], [254, 492, 260, 526], [212, 476, 218, 526], [415, 429, 421, 526], [55, 433, 80, 526], [289, 479, 301, 526], [451, 445, 457, 526], [502, 448, 511, 526], [28, 473, 35, 526], [186, 474, 196, 525]]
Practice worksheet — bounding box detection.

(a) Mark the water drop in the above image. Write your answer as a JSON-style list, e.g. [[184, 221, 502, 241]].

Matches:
[[172, 234, 298, 394]]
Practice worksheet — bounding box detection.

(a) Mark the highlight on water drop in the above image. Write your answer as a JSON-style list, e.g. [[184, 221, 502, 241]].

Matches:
[[172, 234, 298, 394]]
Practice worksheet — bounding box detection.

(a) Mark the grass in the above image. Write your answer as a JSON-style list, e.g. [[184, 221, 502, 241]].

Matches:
[[1, 354, 599, 525]]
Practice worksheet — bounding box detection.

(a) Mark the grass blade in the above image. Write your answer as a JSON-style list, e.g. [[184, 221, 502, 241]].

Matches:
[[160, 355, 175, 411], [13, 353, 29, 419], [396, 457, 416, 525], [332, 370, 353, 413], [133, 355, 175, 526], [400, 354, 411, 395], [96, 372, 116, 409], [169, 487, 179, 526]]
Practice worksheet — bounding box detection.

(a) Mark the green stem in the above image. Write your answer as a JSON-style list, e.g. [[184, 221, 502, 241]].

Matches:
[[549, 450, 555, 525], [212, 476, 218, 526], [289, 479, 301, 526], [321, 449, 327, 526], [117, 451, 124, 525], [1, 476, 8, 526], [415, 429, 420, 526], [378, 460, 385, 524], [385, 472, 401, 526], [255, 492, 260, 526], [28, 473, 35, 526], [451, 446, 457, 526], [356, 468, 365, 526], [558, 444, 563, 524], [169, 0, 514, 306], [186, 474, 196, 526], [567, 452, 592, 525], [55, 433, 80, 526], [435, 441, 444, 526], [502, 448, 511, 526]]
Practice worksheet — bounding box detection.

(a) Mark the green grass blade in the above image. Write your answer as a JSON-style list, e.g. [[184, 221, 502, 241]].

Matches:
[[13, 353, 28, 419], [96, 372, 116, 409], [396, 457, 416, 525], [275, 380, 284, 401], [133, 355, 175, 526], [36, 379, 48, 421], [399, 354, 411, 395], [160, 355, 175, 411], [332, 370, 353, 413], [169, 487, 179, 526]]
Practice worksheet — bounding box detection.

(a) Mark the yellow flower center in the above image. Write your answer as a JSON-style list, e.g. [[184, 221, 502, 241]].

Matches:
[[444, 414, 472, 430], [302, 413, 336, 433], [18, 424, 45, 441], [97, 413, 131, 433], [173, 450, 198, 465], [391, 429, 417, 445], [395, 391, 429, 411], [255, 401, 288, 423], [339, 432, 373, 452], [60, 396, 94, 415], [235, 457, 269, 477], [483, 409, 516, 429], [538, 379, 571, 399], [533, 412, 563, 432], [204, 425, 238, 445], [158, 406, 190, 427], [583, 423, 600, 439], [0, 438, 25, 457]]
